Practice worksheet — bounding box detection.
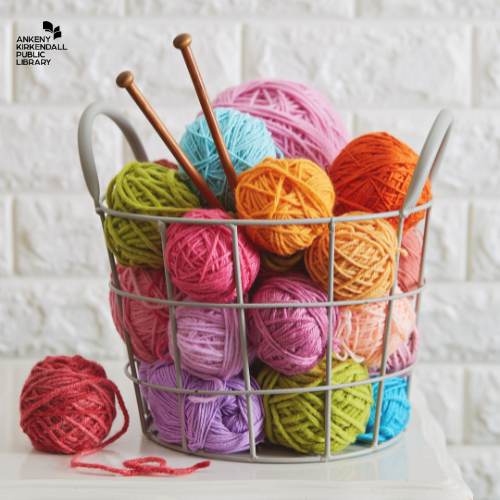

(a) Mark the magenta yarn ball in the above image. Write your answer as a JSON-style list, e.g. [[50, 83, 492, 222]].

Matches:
[[248, 273, 340, 375], [165, 209, 260, 303], [167, 296, 255, 381], [211, 78, 350, 170]]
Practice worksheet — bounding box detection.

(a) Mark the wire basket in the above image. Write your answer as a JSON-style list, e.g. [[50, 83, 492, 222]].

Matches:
[[78, 102, 454, 463]]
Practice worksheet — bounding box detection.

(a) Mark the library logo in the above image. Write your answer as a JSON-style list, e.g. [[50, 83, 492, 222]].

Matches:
[[16, 21, 68, 66]]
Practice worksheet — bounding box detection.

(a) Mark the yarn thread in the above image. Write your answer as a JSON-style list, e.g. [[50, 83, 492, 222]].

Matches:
[[20, 355, 209, 476], [305, 212, 402, 301], [327, 132, 431, 233], [140, 360, 265, 453], [181, 107, 280, 211], [248, 273, 341, 375], [236, 158, 335, 256], [212, 78, 350, 169], [257, 358, 373, 454], [398, 227, 423, 297], [357, 377, 411, 443], [104, 162, 201, 268], [165, 209, 260, 303], [334, 289, 415, 367]]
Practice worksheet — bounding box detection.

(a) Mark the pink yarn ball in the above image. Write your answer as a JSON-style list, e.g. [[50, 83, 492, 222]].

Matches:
[[397, 227, 423, 297], [247, 273, 340, 376], [165, 209, 260, 303], [167, 296, 255, 381], [211, 79, 350, 170], [335, 289, 415, 367], [110, 265, 183, 364]]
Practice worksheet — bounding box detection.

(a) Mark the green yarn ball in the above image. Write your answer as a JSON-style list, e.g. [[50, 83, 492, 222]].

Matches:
[[104, 162, 201, 268], [257, 358, 373, 454]]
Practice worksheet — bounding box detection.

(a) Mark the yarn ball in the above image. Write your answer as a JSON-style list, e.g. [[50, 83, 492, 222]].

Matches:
[[153, 158, 178, 170], [167, 296, 255, 381], [165, 208, 260, 303], [140, 360, 265, 453], [305, 212, 399, 301], [257, 358, 373, 454], [109, 264, 185, 364], [104, 162, 201, 268], [236, 158, 335, 256], [212, 78, 350, 169], [180, 107, 280, 211], [248, 273, 340, 376], [357, 377, 411, 443], [260, 249, 304, 273], [334, 289, 415, 367], [20, 355, 119, 454], [327, 132, 431, 234], [369, 327, 420, 377], [398, 227, 423, 296]]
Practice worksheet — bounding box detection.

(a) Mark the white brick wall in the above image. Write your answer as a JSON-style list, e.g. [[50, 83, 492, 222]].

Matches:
[[1, 2, 498, 497]]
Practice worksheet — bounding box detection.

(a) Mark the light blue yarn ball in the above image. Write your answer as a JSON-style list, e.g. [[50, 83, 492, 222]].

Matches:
[[179, 107, 281, 211], [357, 377, 411, 443]]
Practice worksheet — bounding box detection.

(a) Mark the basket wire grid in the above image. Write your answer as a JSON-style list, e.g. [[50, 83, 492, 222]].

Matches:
[[79, 102, 454, 463]]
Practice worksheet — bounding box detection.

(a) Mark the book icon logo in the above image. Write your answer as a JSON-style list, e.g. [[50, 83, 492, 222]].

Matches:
[[43, 21, 61, 40]]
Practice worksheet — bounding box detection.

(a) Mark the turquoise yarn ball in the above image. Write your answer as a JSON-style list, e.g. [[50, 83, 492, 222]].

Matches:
[[180, 107, 281, 211], [357, 377, 411, 443]]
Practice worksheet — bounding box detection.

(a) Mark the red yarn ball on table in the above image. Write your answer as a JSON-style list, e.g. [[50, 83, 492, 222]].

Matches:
[[20, 356, 118, 454], [327, 132, 431, 233]]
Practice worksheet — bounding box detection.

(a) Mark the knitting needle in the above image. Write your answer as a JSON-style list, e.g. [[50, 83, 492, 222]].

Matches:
[[116, 71, 224, 212], [173, 33, 238, 194]]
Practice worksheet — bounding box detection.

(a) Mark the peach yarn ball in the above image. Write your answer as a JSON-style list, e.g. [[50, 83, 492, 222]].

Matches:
[[335, 288, 415, 367], [236, 158, 335, 256], [327, 132, 431, 234], [305, 212, 399, 302]]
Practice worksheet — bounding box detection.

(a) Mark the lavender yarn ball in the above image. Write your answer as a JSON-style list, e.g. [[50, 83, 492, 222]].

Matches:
[[248, 273, 340, 376], [140, 360, 265, 454]]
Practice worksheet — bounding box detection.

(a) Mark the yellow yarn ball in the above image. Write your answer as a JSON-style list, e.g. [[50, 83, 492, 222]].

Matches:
[[305, 212, 399, 302], [257, 358, 373, 454], [235, 158, 335, 256]]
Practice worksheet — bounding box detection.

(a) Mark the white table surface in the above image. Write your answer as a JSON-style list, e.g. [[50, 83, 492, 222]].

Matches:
[[0, 359, 473, 500]]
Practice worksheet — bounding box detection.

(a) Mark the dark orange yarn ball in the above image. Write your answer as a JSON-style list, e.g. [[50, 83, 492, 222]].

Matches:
[[327, 132, 431, 233]]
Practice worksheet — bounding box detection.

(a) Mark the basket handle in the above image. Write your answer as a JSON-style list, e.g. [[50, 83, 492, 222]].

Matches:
[[78, 101, 148, 208], [401, 109, 454, 218]]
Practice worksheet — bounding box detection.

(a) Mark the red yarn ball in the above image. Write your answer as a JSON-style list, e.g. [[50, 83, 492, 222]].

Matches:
[[165, 209, 260, 303], [397, 227, 423, 296], [20, 356, 119, 454], [153, 158, 178, 171], [328, 132, 431, 233]]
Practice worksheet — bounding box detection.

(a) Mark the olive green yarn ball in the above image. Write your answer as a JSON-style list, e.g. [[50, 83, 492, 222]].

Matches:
[[257, 358, 373, 454], [104, 162, 201, 268]]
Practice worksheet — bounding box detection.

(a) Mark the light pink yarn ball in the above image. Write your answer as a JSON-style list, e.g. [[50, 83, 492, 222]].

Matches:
[[211, 79, 350, 170], [109, 265, 183, 364], [167, 297, 255, 381], [165, 209, 260, 303]]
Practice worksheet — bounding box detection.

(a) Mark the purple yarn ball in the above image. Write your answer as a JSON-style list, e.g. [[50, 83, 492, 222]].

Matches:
[[140, 360, 265, 454]]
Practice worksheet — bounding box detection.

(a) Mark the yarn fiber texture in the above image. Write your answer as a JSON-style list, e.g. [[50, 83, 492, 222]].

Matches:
[[181, 107, 280, 211], [236, 158, 335, 256], [327, 132, 431, 234], [109, 264, 185, 364], [167, 296, 255, 381], [369, 327, 420, 377], [305, 212, 400, 301], [357, 377, 411, 443], [398, 227, 423, 296], [165, 208, 260, 303], [212, 78, 350, 169], [141, 360, 265, 454], [248, 273, 340, 376], [335, 289, 415, 367], [257, 358, 373, 454], [104, 162, 201, 268]]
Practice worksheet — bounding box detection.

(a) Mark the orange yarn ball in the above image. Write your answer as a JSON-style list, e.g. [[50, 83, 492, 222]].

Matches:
[[235, 158, 335, 256], [305, 212, 399, 301], [335, 289, 415, 367], [327, 132, 431, 233]]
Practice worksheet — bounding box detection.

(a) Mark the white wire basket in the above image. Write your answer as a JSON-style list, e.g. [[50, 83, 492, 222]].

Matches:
[[78, 102, 453, 463]]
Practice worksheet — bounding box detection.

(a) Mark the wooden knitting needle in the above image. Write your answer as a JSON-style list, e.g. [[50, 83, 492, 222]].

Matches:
[[116, 71, 224, 211], [173, 33, 238, 194]]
